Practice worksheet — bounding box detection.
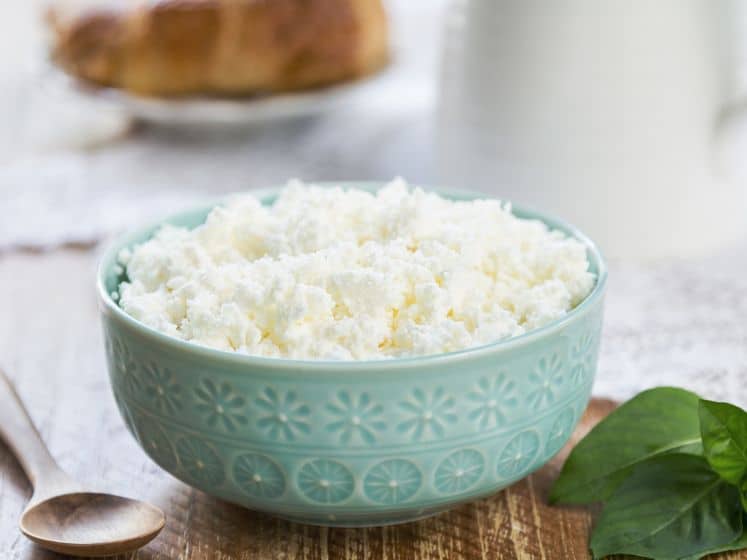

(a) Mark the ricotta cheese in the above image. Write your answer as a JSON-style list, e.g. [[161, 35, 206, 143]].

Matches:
[[117, 179, 595, 360]]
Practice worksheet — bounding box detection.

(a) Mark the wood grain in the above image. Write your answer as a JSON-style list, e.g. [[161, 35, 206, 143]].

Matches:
[[1, 250, 746, 559]]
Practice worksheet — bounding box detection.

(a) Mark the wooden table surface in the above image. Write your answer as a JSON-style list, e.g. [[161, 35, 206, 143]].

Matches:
[[0, 250, 744, 560]]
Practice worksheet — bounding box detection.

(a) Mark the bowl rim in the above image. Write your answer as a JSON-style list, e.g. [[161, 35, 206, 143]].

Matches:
[[97, 182, 607, 372]]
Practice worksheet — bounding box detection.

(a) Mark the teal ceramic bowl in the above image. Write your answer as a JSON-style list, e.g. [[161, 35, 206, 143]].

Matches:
[[97, 184, 607, 527]]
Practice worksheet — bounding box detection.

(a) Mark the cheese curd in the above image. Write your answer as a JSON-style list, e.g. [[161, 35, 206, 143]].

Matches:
[[117, 180, 595, 360]]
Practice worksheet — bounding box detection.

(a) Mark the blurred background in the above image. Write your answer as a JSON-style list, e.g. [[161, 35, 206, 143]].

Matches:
[[1, 0, 747, 402], [1, 0, 445, 250]]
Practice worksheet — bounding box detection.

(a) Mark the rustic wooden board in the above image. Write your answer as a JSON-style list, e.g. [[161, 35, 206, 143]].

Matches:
[[0, 251, 745, 559]]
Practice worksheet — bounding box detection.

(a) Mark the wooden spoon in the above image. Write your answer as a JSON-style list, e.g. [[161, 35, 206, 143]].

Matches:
[[0, 369, 165, 557]]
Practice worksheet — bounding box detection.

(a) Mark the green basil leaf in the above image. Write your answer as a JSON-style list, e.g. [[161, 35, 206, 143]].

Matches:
[[699, 399, 747, 486], [590, 454, 743, 560], [678, 523, 747, 560], [551, 387, 702, 504]]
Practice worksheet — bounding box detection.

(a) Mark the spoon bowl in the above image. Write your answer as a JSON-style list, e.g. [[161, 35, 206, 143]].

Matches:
[[20, 492, 165, 557]]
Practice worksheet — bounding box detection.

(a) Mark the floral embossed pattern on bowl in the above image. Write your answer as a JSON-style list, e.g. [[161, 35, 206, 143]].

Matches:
[[98, 183, 607, 527]]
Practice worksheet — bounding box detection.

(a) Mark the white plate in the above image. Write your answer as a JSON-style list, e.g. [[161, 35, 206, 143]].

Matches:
[[42, 63, 393, 127]]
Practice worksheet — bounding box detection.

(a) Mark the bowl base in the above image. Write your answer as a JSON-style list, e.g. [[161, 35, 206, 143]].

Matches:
[[275, 507, 449, 528]]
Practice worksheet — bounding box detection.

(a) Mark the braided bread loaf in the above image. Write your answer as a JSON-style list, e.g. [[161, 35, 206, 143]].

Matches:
[[48, 0, 389, 97]]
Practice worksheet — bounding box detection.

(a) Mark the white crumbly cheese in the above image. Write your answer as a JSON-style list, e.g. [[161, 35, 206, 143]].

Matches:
[[117, 179, 595, 360]]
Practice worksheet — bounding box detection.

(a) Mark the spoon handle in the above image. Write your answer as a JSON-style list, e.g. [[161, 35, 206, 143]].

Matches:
[[0, 368, 77, 501]]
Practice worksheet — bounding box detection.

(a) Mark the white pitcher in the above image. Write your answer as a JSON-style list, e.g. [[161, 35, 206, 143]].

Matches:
[[437, 0, 747, 259]]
